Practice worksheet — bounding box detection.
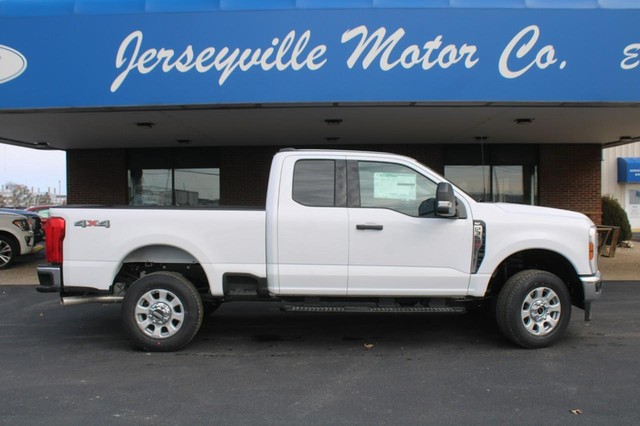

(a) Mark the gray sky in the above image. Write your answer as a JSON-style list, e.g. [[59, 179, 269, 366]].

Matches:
[[0, 143, 66, 195]]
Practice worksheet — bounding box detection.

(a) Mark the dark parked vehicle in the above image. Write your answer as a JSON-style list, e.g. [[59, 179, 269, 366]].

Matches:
[[26, 205, 54, 227]]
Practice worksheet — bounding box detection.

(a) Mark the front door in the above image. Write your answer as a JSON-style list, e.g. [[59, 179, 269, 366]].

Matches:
[[347, 160, 473, 296]]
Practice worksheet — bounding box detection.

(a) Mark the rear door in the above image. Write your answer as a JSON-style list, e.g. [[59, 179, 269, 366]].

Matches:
[[273, 155, 349, 295]]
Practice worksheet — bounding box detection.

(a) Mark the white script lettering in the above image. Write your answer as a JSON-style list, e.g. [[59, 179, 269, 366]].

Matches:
[[621, 43, 640, 70], [499, 25, 566, 79], [341, 25, 479, 71], [110, 30, 328, 92]]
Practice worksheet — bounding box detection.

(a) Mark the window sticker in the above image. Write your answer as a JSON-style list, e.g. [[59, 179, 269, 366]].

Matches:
[[373, 172, 417, 200]]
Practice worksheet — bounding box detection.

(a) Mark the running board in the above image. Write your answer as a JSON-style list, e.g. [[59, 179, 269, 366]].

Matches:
[[281, 305, 466, 314]]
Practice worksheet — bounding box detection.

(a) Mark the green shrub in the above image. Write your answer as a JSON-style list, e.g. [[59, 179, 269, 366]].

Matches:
[[602, 195, 633, 243]]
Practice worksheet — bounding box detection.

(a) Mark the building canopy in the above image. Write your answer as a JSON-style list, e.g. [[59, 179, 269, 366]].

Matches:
[[1, 0, 640, 109]]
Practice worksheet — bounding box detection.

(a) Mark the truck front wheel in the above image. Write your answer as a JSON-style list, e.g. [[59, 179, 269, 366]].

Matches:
[[496, 270, 571, 349], [122, 272, 203, 352]]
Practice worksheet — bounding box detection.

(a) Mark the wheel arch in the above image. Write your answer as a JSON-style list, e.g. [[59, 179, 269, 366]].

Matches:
[[487, 249, 584, 307], [112, 244, 212, 296], [0, 231, 20, 248], [121, 244, 200, 264]]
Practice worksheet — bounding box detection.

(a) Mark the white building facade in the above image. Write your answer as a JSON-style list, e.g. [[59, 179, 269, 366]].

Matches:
[[602, 142, 640, 231]]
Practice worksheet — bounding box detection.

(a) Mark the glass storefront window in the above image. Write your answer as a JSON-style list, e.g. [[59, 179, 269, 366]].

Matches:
[[445, 165, 537, 205], [175, 168, 220, 206], [129, 169, 172, 206], [444, 166, 490, 202], [128, 168, 220, 206], [492, 166, 524, 204]]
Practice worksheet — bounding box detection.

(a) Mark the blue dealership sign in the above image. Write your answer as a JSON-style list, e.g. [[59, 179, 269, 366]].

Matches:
[[1, 8, 640, 108], [618, 158, 640, 183]]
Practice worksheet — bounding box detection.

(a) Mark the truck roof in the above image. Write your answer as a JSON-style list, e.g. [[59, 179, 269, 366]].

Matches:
[[277, 148, 416, 161]]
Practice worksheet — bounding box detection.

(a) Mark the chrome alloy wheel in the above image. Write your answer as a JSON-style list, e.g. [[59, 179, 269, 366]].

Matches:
[[134, 289, 185, 339], [0, 240, 13, 268], [520, 286, 561, 336]]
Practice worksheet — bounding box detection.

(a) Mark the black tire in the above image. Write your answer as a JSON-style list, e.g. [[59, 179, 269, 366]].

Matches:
[[496, 270, 571, 349], [0, 235, 18, 270], [121, 272, 203, 352]]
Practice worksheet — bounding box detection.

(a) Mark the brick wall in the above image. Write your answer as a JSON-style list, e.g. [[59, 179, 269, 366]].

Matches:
[[219, 146, 279, 206], [217, 144, 445, 206], [67, 149, 128, 205], [65, 144, 603, 225], [539, 144, 602, 224]]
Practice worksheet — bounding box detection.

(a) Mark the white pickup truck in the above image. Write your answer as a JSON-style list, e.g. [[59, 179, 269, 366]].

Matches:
[[37, 149, 601, 351]]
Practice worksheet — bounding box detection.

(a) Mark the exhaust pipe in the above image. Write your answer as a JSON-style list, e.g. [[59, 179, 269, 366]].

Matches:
[[61, 296, 124, 306]]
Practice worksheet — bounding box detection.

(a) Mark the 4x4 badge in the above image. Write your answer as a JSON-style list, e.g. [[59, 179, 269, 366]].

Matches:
[[74, 220, 110, 228]]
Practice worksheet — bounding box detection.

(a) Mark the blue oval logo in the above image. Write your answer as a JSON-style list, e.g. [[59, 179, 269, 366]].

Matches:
[[0, 45, 27, 84]]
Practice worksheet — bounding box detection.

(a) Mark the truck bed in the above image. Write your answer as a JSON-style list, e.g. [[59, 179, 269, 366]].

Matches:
[[51, 206, 267, 295]]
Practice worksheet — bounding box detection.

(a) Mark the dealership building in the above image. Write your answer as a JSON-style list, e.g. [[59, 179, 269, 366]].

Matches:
[[2, 0, 640, 224]]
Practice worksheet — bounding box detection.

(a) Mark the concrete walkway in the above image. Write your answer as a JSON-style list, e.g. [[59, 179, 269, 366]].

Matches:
[[598, 244, 640, 281]]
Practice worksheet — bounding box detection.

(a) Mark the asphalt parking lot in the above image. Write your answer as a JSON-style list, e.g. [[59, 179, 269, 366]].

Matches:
[[1, 280, 639, 425], [0, 250, 45, 285]]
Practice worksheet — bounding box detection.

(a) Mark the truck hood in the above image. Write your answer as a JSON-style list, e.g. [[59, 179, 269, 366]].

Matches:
[[472, 202, 593, 225], [493, 203, 587, 220]]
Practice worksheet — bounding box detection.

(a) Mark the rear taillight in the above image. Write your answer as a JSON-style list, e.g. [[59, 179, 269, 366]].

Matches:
[[45, 217, 65, 263]]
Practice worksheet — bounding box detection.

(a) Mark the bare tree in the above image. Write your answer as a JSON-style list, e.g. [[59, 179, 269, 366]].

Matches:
[[3, 183, 34, 208]]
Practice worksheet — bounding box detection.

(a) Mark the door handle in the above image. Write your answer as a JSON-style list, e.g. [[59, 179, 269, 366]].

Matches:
[[356, 224, 384, 231]]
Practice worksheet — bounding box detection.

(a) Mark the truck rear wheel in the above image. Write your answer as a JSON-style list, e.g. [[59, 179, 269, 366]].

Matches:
[[496, 270, 571, 349], [121, 272, 203, 352]]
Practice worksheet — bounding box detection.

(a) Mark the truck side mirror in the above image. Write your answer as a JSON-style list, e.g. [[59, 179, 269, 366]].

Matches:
[[436, 182, 457, 217], [418, 198, 436, 217]]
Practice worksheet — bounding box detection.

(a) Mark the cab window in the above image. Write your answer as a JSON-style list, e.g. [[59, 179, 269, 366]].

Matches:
[[357, 161, 437, 216], [292, 160, 336, 207]]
